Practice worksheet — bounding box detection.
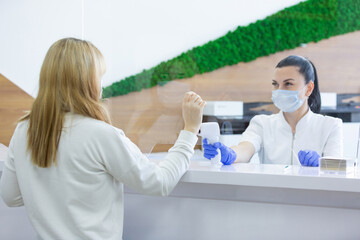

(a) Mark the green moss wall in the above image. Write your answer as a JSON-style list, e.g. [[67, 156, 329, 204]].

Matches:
[[103, 0, 360, 98]]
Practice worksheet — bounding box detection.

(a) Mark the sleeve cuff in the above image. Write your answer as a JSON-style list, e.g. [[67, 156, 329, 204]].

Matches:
[[177, 130, 198, 148]]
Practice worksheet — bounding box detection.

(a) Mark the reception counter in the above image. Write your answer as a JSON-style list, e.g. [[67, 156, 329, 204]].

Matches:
[[1, 151, 360, 239], [123, 152, 360, 240]]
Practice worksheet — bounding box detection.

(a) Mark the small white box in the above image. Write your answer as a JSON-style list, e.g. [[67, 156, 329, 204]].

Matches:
[[320, 92, 337, 109], [203, 101, 243, 116]]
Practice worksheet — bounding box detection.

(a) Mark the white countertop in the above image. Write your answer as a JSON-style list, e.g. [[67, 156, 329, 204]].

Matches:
[[148, 150, 360, 193], [2, 148, 360, 194], [180, 161, 360, 192], [130, 151, 360, 210]]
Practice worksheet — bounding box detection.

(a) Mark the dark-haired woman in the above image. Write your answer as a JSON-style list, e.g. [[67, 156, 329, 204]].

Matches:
[[203, 55, 343, 166]]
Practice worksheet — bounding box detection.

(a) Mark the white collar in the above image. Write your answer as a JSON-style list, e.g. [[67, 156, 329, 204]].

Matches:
[[277, 109, 314, 133]]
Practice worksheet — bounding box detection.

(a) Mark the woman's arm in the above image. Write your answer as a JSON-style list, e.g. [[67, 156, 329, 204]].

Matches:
[[0, 136, 24, 207], [0, 165, 24, 207], [231, 141, 256, 163], [103, 92, 205, 197], [232, 115, 263, 163], [110, 130, 197, 196], [203, 115, 263, 165]]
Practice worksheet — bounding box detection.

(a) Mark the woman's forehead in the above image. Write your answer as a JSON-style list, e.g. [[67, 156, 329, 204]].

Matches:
[[273, 66, 304, 81]]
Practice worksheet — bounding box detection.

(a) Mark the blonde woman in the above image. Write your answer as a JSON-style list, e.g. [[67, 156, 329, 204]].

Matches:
[[0, 38, 206, 239]]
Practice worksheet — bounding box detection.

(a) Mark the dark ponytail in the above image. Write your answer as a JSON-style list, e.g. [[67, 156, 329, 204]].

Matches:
[[308, 61, 321, 113], [276, 55, 321, 113]]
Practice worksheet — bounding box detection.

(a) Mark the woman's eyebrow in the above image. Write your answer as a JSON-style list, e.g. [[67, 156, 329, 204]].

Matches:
[[283, 78, 295, 82], [272, 79, 295, 83]]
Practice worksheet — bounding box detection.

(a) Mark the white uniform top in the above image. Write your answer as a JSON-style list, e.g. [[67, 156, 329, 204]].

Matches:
[[0, 113, 197, 240], [241, 110, 343, 165]]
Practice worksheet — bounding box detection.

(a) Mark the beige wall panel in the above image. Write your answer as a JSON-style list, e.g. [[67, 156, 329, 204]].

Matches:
[[0, 74, 34, 146]]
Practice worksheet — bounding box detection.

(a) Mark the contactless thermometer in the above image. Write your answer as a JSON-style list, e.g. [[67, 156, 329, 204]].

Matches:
[[198, 122, 221, 165]]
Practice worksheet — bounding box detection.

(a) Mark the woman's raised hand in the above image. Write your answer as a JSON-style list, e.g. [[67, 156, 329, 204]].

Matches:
[[182, 91, 206, 134]]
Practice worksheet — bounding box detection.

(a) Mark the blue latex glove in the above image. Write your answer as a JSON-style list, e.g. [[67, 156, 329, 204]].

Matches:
[[202, 138, 219, 160], [202, 139, 237, 165], [298, 150, 320, 167]]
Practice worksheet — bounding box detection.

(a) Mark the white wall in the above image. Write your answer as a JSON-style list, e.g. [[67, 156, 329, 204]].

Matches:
[[0, 0, 303, 98]]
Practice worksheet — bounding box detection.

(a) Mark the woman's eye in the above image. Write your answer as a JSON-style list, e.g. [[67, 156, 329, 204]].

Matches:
[[272, 82, 278, 86], [285, 82, 293, 86]]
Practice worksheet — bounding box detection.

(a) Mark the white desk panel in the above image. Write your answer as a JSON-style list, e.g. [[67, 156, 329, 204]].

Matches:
[[123, 155, 360, 240]]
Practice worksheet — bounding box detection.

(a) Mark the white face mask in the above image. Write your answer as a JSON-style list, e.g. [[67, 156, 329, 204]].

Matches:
[[271, 86, 307, 113]]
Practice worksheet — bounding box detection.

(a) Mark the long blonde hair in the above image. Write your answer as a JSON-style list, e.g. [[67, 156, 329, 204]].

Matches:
[[21, 38, 111, 168]]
